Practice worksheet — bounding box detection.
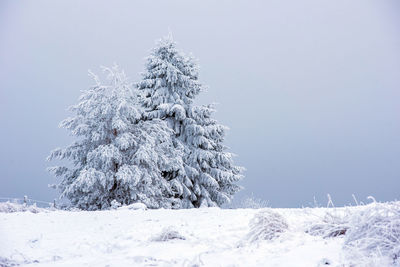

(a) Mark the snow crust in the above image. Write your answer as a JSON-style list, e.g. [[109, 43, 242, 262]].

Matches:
[[0, 205, 394, 266]]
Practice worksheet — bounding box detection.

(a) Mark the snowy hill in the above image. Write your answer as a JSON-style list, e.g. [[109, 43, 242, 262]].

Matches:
[[1, 203, 399, 266]]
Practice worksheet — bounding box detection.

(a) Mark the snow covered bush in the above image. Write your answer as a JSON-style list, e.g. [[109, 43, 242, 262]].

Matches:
[[226, 194, 269, 209], [137, 34, 243, 208], [0, 201, 47, 213], [246, 209, 288, 243], [47, 65, 185, 210], [306, 208, 350, 238], [110, 200, 121, 209], [118, 202, 147, 211], [150, 226, 186, 242], [344, 202, 400, 265], [0, 257, 19, 267], [240, 197, 269, 209]]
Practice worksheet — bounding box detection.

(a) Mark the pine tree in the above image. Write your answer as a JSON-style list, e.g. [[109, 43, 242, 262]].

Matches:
[[47, 65, 185, 210], [138, 36, 243, 207]]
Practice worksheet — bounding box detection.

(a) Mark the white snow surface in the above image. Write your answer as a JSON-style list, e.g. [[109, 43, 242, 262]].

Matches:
[[0, 205, 387, 267]]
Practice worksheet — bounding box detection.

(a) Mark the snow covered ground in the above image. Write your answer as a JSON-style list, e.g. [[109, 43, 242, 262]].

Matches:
[[0, 204, 396, 266]]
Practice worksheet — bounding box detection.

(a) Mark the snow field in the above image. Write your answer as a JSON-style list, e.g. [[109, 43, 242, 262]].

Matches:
[[1, 206, 380, 267]]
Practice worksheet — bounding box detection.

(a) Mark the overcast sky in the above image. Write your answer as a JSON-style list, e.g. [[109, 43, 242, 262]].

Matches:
[[1, 0, 399, 207]]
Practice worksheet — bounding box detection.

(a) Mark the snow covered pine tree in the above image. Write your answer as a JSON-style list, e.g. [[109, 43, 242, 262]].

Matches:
[[47, 65, 185, 210], [138, 35, 244, 208]]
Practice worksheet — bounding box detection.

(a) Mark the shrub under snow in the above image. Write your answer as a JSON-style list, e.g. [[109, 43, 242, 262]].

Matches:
[[0, 202, 48, 213], [227, 195, 269, 209], [150, 226, 186, 242], [246, 209, 288, 243], [344, 202, 400, 264], [118, 202, 147, 211], [306, 208, 350, 238]]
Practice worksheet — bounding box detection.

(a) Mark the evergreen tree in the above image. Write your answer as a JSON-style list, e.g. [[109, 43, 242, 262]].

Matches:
[[138, 36, 243, 207], [47, 65, 184, 210]]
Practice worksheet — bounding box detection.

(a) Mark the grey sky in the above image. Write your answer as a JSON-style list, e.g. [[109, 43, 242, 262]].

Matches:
[[1, 0, 399, 207]]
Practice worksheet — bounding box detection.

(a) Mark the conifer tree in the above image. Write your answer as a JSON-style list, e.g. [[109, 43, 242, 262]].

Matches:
[[48, 65, 184, 210], [138, 36, 243, 207]]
